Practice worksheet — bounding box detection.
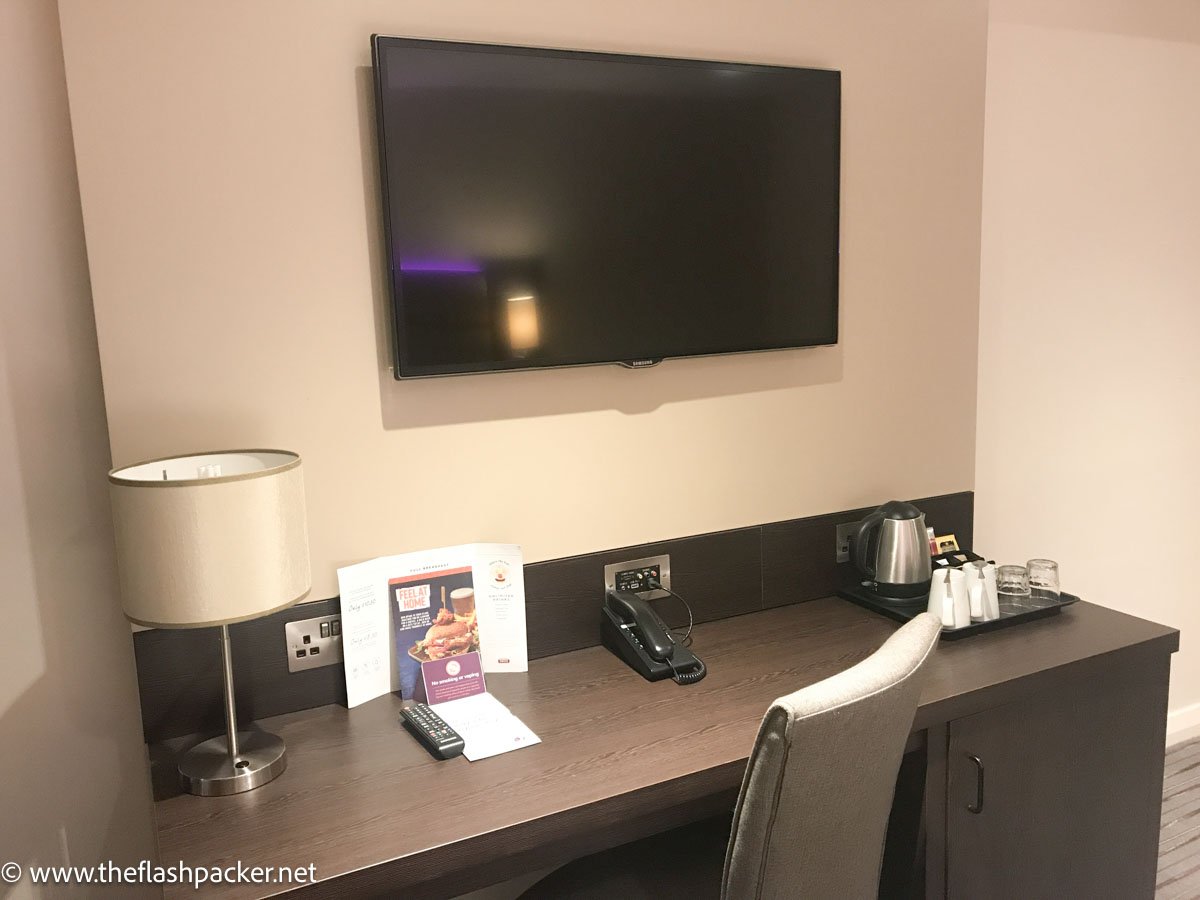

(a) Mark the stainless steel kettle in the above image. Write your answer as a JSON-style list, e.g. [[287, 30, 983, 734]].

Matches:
[[851, 500, 933, 600]]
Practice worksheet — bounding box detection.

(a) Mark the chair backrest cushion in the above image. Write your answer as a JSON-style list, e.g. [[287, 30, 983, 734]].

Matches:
[[722, 612, 941, 900]]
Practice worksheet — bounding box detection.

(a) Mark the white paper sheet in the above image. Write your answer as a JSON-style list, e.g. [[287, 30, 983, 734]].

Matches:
[[432, 692, 541, 762], [472, 544, 529, 673], [336, 558, 394, 708]]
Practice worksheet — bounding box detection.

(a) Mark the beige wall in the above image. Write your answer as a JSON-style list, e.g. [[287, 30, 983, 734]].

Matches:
[[0, 0, 157, 890], [58, 0, 988, 601], [977, 1, 1200, 736]]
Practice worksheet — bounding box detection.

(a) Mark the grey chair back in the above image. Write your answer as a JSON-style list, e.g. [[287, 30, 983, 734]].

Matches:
[[722, 612, 941, 900]]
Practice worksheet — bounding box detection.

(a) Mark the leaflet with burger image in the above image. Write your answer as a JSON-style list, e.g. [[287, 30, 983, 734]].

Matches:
[[390, 566, 485, 703], [338, 543, 528, 708]]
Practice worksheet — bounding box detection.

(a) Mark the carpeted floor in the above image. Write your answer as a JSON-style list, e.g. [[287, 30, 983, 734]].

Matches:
[[1158, 738, 1200, 897]]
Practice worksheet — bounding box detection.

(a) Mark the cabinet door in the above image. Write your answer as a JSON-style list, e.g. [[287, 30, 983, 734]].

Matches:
[[946, 655, 1169, 900]]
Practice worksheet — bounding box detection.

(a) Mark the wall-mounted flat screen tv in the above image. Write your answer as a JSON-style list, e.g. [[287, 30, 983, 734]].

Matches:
[[372, 36, 840, 378]]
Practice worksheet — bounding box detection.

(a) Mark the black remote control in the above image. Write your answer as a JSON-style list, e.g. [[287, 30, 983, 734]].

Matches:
[[399, 703, 466, 760]]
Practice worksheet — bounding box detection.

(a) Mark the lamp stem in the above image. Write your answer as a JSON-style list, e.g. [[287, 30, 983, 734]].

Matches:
[[219, 624, 240, 764]]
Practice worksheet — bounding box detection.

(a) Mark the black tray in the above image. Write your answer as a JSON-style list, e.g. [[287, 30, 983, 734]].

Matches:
[[837, 582, 1080, 640]]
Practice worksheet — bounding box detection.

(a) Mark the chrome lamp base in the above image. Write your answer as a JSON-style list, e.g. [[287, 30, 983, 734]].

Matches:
[[177, 623, 288, 796], [179, 730, 287, 796]]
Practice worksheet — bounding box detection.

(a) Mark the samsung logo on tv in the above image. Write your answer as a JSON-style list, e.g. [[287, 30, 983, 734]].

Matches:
[[621, 358, 662, 369]]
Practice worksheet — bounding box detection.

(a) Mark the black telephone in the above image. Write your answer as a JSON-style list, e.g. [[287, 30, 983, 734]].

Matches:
[[601, 590, 706, 684]]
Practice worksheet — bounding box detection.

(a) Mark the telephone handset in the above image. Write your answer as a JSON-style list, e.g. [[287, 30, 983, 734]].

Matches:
[[601, 589, 706, 684]]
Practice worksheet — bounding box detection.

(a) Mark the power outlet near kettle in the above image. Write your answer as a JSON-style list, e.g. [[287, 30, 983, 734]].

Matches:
[[836, 522, 861, 564]]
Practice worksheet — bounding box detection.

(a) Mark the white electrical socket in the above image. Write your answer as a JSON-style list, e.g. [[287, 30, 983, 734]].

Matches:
[[604, 553, 671, 601]]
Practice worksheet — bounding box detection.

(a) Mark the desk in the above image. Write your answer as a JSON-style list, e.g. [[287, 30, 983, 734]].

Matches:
[[153, 598, 1177, 899]]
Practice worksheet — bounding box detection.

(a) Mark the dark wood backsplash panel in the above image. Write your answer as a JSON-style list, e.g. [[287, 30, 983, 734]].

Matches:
[[135, 492, 972, 743], [135, 597, 347, 745], [524, 526, 762, 660]]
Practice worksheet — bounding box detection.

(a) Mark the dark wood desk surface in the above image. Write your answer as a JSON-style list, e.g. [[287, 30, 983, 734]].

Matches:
[[154, 598, 1178, 899]]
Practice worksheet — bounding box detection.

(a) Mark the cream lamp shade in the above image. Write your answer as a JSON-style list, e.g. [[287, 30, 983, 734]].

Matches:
[[108, 450, 311, 628]]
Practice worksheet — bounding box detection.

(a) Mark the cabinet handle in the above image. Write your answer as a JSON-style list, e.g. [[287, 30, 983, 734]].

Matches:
[[967, 754, 985, 814]]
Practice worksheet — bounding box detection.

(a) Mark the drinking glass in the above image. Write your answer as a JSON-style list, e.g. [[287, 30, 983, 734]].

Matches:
[[450, 587, 476, 620], [996, 565, 1030, 609], [1026, 559, 1060, 602]]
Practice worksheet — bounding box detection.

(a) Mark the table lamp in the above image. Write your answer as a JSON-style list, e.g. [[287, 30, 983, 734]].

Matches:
[[108, 449, 311, 796]]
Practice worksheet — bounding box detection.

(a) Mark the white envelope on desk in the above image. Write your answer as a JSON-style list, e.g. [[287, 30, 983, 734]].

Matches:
[[433, 692, 541, 762]]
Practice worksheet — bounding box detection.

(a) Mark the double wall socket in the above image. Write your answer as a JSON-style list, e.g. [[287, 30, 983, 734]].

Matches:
[[285, 613, 343, 673], [836, 522, 861, 564], [604, 554, 671, 601]]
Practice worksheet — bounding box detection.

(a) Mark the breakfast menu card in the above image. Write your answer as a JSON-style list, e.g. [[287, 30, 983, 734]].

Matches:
[[338, 543, 527, 708], [389, 563, 480, 704]]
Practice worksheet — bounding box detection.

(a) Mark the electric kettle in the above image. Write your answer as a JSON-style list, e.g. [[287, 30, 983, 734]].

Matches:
[[851, 500, 933, 601]]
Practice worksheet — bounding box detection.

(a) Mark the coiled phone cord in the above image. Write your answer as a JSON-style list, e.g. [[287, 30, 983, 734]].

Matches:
[[667, 654, 707, 685]]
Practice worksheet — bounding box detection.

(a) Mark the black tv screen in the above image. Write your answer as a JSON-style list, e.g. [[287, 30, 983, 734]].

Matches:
[[372, 37, 840, 378]]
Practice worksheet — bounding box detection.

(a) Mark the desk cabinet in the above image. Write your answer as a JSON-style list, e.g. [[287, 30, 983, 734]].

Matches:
[[147, 599, 1177, 900], [940, 653, 1170, 899]]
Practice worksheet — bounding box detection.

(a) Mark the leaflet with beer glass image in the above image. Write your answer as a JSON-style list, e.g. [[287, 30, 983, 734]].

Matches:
[[389, 567, 538, 758], [390, 567, 485, 705], [405, 583, 478, 662], [337, 544, 539, 761], [338, 543, 529, 708]]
